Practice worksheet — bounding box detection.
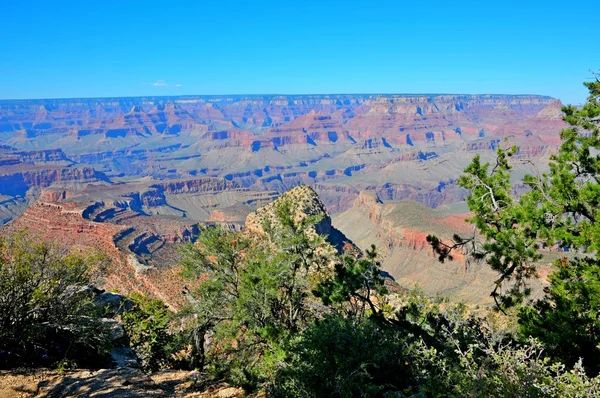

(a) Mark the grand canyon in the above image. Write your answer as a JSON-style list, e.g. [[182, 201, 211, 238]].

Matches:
[[4, 0, 598, 393], [0, 94, 566, 306]]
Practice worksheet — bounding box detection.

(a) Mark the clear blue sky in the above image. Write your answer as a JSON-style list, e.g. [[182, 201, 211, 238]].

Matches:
[[1, 0, 597, 104]]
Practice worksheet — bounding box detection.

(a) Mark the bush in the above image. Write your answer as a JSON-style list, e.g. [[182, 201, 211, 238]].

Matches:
[[273, 315, 418, 397], [519, 257, 600, 376], [421, 337, 600, 397], [120, 293, 179, 372], [0, 231, 112, 369], [180, 199, 333, 389]]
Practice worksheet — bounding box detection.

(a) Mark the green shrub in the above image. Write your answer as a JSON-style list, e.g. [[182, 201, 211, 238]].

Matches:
[[0, 231, 112, 369], [420, 337, 600, 397], [180, 198, 333, 389], [120, 293, 179, 372], [519, 257, 600, 376], [272, 315, 418, 397]]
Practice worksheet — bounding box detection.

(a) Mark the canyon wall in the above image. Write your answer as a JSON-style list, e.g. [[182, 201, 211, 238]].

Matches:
[[0, 94, 565, 217]]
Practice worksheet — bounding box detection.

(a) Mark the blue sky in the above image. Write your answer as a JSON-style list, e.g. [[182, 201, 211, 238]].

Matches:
[[1, 0, 597, 104]]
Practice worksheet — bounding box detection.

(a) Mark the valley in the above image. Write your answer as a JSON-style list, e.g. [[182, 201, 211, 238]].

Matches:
[[0, 93, 566, 305]]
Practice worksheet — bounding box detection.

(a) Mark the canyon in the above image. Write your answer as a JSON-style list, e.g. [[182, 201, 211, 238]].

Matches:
[[0, 94, 564, 212], [332, 192, 557, 303], [0, 94, 567, 305]]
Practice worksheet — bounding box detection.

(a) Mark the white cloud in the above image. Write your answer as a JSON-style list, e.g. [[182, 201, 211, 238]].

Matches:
[[140, 80, 183, 88]]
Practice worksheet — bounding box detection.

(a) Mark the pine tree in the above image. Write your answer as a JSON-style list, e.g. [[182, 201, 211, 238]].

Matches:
[[429, 73, 600, 374]]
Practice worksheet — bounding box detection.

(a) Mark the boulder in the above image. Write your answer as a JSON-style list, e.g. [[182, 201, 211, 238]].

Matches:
[[110, 347, 140, 369], [93, 292, 133, 315], [101, 318, 129, 347]]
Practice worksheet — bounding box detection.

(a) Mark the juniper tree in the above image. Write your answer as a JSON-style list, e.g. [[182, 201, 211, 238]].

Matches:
[[429, 73, 600, 374], [180, 198, 332, 387], [0, 231, 111, 368]]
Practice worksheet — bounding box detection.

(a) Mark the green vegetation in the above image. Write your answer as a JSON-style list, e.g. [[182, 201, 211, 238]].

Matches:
[[120, 293, 179, 372], [176, 185, 600, 395], [177, 75, 600, 395], [179, 199, 332, 387], [273, 315, 418, 397], [0, 231, 112, 369], [429, 73, 600, 377]]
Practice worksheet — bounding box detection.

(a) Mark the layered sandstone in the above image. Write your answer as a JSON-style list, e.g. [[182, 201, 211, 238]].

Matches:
[[0, 94, 566, 210]]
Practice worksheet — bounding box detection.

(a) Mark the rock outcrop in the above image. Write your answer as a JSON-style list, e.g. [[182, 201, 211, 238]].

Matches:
[[245, 185, 357, 254]]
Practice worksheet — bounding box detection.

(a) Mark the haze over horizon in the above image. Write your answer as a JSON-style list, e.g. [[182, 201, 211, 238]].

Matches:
[[0, 92, 560, 102], [1, 0, 598, 104]]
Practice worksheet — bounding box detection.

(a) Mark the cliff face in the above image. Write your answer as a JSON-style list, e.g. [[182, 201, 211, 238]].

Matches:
[[13, 149, 70, 163], [0, 94, 565, 214], [2, 201, 130, 294], [0, 94, 558, 135], [0, 166, 109, 197], [2, 198, 208, 310], [332, 192, 499, 303], [0, 146, 108, 201], [0, 176, 273, 309], [151, 178, 239, 194], [4, 201, 123, 251]]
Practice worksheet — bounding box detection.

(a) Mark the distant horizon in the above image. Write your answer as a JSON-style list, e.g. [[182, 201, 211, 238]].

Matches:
[[0, 92, 561, 103]]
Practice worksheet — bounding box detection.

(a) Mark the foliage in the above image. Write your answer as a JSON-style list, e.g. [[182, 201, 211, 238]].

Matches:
[[180, 198, 332, 388], [315, 247, 486, 355], [272, 315, 417, 397], [516, 76, 600, 374], [518, 256, 600, 375], [0, 230, 112, 369], [427, 74, 600, 375], [180, 226, 253, 372], [313, 244, 388, 318], [275, 283, 600, 397], [120, 293, 178, 372], [421, 335, 600, 397]]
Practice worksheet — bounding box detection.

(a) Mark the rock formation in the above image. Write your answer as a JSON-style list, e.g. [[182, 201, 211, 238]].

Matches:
[[245, 185, 357, 254], [0, 94, 566, 225]]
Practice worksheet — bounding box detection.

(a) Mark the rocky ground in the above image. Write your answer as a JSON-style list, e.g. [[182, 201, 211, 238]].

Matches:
[[0, 368, 263, 397], [0, 291, 261, 398]]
